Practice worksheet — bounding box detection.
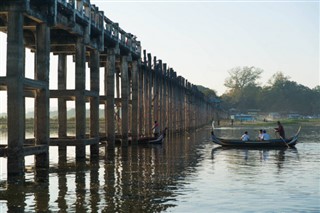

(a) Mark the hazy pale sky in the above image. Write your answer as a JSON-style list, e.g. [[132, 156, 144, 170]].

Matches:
[[0, 0, 319, 97], [92, 0, 319, 95]]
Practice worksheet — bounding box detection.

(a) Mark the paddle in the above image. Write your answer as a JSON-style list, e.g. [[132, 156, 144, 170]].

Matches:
[[275, 131, 290, 148]]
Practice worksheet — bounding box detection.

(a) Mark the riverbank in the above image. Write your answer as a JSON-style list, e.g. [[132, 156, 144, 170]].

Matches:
[[215, 118, 320, 128]]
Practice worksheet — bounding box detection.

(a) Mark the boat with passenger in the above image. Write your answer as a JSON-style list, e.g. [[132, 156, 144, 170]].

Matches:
[[211, 124, 301, 148], [138, 128, 167, 145]]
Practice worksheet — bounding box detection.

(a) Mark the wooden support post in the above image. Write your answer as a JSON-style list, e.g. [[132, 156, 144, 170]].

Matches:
[[173, 72, 178, 132], [176, 74, 180, 132], [115, 67, 121, 133], [6, 11, 25, 180], [158, 60, 163, 131], [106, 48, 117, 149], [121, 55, 129, 146], [170, 70, 176, 133], [35, 23, 50, 181], [75, 37, 86, 161], [185, 82, 190, 132], [131, 60, 139, 144], [138, 60, 144, 136], [181, 78, 186, 132], [142, 50, 148, 135], [153, 56, 158, 124], [147, 53, 152, 136], [166, 68, 171, 133], [162, 63, 167, 130], [178, 77, 183, 132], [58, 54, 67, 162], [90, 49, 100, 158]]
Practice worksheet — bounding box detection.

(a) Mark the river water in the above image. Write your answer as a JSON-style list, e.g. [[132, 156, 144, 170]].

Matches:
[[0, 123, 319, 212]]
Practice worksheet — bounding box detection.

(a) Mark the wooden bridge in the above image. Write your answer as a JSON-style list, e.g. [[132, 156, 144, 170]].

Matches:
[[0, 0, 215, 181]]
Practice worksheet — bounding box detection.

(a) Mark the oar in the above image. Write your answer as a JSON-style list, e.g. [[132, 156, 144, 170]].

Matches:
[[275, 131, 289, 148], [279, 135, 290, 148]]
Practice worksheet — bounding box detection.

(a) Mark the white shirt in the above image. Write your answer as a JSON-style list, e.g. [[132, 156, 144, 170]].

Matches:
[[261, 133, 270, 140], [241, 134, 250, 141]]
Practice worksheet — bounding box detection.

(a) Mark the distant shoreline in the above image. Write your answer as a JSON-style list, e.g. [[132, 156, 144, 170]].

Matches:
[[213, 118, 320, 128]]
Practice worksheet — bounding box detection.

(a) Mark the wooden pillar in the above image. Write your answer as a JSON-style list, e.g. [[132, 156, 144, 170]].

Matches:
[[177, 77, 181, 132], [35, 23, 50, 181], [192, 92, 196, 129], [131, 60, 139, 144], [178, 77, 184, 132], [158, 60, 163, 130], [106, 48, 117, 149], [75, 37, 86, 160], [185, 82, 191, 131], [143, 50, 148, 135], [182, 79, 186, 132], [166, 68, 171, 133], [121, 55, 129, 146], [90, 49, 100, 158], [174, 73, 178, 132], [138, 60, 144, 136], [182, 78, 186, 132], [153, 56, 158, 124], [6, 11, 25, 180], [174, 73, 178, 133], [147, 53, 152, 136], [162, 64, 167, 130], [58, 54, 67, 161], [171, 70, 177, 133], [115, 66, 121, 133]]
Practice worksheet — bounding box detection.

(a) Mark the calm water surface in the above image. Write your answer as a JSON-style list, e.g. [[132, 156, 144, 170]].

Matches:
[[0, 124, 319, 212]]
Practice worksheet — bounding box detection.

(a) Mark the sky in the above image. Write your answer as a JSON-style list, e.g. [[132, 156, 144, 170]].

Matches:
[[91, 0, 319, 95], [0, 0, 319, 101]]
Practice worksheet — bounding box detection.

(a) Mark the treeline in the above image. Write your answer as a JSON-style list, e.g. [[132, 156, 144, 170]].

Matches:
[[198, 66, 320, 115]]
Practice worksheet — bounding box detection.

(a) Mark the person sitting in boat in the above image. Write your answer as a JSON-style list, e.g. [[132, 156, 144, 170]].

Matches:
[[274, 121, 285, 139], [241, 131, 250, 141], [152, 120, 160, 138], [258, 129, 263, 140], [261, 130, 270, 140]]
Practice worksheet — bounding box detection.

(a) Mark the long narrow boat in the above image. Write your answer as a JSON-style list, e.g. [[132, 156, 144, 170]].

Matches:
[[138, 128, 167, 145], [211, 126, 301, 148]]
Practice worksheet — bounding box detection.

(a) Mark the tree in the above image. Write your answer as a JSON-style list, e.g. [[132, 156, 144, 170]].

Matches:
[[221, 66, 320, 115], [267, 71, 290, 86], [313, 85, 320, 93], [196, 85, 217, 98], [224, 66, 263, 91]]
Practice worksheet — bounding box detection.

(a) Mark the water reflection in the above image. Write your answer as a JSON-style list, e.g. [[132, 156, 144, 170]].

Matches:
[[0, 125, 319, 212], [211, 146, 300, 172]]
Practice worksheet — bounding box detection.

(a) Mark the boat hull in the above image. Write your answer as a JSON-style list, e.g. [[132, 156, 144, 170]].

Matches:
[[138, 134, 164, 144], [211, 126, 300, 148], [138, 128, 167, 145]]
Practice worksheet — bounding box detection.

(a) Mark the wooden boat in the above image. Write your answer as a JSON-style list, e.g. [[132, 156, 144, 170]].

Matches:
[[138, 128, 167, 145], [211, 126, 301, 148]]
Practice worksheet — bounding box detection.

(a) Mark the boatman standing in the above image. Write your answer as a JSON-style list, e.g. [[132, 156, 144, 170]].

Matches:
[[152, 121, 160, 138], [274, 121, 285, 139]]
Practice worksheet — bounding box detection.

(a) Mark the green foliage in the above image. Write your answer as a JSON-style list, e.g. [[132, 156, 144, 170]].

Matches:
[[221, 68, 320, 115], [224, 66, 263, 91], [196, 85, 217, 98], [267, 71, 290, 86]]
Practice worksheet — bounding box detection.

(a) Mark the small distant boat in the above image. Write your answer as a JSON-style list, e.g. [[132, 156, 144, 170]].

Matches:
[[138, 128, 167, 145], [211, 125, 301, 148]]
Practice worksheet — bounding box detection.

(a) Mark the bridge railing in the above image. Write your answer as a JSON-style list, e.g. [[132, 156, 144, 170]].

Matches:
[[56, 0, 140, 55]]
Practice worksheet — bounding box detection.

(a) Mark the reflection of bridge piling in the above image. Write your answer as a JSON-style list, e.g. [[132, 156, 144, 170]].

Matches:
[[0, 0, 214, 181]]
